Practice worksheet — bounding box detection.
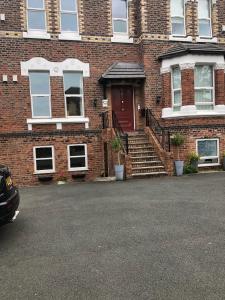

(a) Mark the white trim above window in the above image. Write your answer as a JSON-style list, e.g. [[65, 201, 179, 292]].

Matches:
[[67, 144, 88, 171], [33, 146, 55, 174], [196, 138, 219, 167]]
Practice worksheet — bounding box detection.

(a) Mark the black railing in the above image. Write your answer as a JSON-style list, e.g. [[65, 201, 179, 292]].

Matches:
[[144, 108, 171, 152], [112, 111, 129, 154], [100, 111, 109, 129]]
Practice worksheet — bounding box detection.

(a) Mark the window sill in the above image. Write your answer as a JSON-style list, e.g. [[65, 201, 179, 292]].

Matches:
[[196, 37, 218, 43], [169, 35, 192, 42], [111, 35, 133, 44], [199, 163, 220, 167], [34, 171, 55, 175], [162, 105, 225, 119], [23, 31, 51, 40], [58, 33, 82, 41], [69, 168, 88, 172], [27, 117, 90, 130]]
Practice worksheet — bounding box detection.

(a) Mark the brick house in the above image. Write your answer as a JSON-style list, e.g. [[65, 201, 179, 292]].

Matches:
[[0, 0, 225, 186]]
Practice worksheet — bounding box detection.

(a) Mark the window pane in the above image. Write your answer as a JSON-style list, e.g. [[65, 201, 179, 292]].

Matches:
[[113, 20, 127, 33], [198, 0, 210, 18], [198, 140, 217, 157], [61, 0, 77, 11], [70, 157, 86, 168], [174, 91, 181, 105], [196, 105, 213, 110], [36, 159, 53, 171], [70, 145, 85, 156], [172, 67, 181, 89], [28, 10, 46, 30], [172, 17, 185, 35], [199, 19, 211, 37], [61, 13, 78, 31], [195, 65, 213, 87], [66, 96, 82, 116], [64, 72, 82, 94], [36, 147, 52, 159], [112, 0, 127, 18], [171, 0, 184, 16], [29, 72, 50, 94], [33, 96, 50, 117], [28, 0, 44, 9], [195, 90, 213, 103]]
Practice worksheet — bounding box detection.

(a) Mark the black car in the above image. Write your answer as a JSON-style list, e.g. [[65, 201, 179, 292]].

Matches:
[[0, 165, 20, 225]]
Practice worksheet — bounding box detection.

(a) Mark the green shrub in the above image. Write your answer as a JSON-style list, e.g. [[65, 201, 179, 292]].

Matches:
[[171, 133, 185, 147], [184, 164, 198, 174], [187, 152, 200, 163]]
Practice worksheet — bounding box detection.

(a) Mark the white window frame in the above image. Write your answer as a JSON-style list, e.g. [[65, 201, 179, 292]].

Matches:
[[67, 144, 88, 171], [26, 0, 47, 34], [33, 146, 55, 174], [171, 66, 182, 110], [63, 71, 84, 118], [60, 0, 79, 35], [112, 0, 129, 36], [171, 0, 186, 37], [194, 64, 215, 110], [196, 138, 219, 167], [198, 0, 212, 38], [29, 71, 52, 119]]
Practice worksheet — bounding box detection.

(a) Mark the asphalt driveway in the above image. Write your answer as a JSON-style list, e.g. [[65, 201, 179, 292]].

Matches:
[[1, 173, 225, 300]]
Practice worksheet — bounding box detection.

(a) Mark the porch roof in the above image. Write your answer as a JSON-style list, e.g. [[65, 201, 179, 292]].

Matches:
[[158, 43, 225, 60], [99, 62, 146, 82]]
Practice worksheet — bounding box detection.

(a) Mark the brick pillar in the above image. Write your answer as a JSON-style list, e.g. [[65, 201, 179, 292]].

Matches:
[[181, 66, 195, 106], [162, 72, 172, 108], [215, 69, 225, 105]]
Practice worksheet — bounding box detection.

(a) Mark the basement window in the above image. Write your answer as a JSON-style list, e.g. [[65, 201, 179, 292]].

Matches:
[[171, 0, 186, 36], [63, 72, 84, 117], [197, 139, 219, 166], [34, 146, 55, 174], [112, 0, 128, 34], [68, 144, 88, 171], [198, 0, 212, 38]]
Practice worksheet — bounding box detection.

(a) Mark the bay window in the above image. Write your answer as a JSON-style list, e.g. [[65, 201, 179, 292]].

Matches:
[[197, 139, 219, 166], [171, 0, 185, 36], [171, 66, 182, 111], [29, 71, 51, 118], [27, 0, 46, 32], [198, 0, 212, 38], [60, 0, 78, 33], [63, 72, 84, 117], [112, 0, 128, 34], [34, 146, 55, 174], [194, 65, 214, 110], [68, 144, 88, 171]]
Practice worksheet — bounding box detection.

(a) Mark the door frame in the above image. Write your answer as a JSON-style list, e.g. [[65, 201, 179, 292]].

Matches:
[[111, 84, 136, 132]]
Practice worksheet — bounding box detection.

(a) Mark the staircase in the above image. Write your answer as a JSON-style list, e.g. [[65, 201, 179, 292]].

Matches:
[[128, 131, 168, 178]]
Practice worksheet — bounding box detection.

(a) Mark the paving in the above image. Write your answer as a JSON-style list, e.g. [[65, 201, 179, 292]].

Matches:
[[1, 173, 225, 300]]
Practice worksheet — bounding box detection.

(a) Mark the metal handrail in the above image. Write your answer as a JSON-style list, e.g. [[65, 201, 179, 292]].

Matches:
[[100, 111, 109, 129], [112, 111, 129, 154], [144, 108, 171, 152]]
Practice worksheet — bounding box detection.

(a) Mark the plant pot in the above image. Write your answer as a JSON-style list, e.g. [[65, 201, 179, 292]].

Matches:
[[174, 160, 184, 176], [114, 165, 124, 181], [223, 157, 225, 171], [190, 160, 199, 172]]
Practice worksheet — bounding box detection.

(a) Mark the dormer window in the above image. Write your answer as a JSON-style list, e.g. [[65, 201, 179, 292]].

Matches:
[[27, 0, 46, 32], [198, 0, 212, 38], [171, 0, 185, 36], [112, 0, 128, 34]]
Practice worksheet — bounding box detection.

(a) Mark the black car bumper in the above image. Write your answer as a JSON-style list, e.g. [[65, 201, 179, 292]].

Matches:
[[0, 189, 20, 224]]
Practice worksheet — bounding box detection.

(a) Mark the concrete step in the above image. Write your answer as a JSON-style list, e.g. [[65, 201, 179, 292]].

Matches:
[[129, 150, 156, 155], [131, 155, 159, 161], [132, 165, 165, 172], [132, 161, 162, 166], [132, 171, 168, 178]]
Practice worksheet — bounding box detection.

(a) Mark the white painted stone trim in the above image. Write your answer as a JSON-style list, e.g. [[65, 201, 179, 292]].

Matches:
[[23, 31, 51, 39], [196, 37, 218, 43], [169, 35, 193, 42], [21, 58, 90, 77], [58, 33, 82, 41], [160, 54, 225, 74], [180, 63, 195, 70], [162, 105, 225, 119], [27, 117, 90, 130], [111, 35, 134, 44]]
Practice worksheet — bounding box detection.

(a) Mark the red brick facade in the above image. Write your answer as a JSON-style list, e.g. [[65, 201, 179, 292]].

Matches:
[[0, 0, 225, 185]]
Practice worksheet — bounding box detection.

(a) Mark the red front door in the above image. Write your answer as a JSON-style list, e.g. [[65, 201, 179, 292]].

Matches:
[[111, 85, 134, 132]]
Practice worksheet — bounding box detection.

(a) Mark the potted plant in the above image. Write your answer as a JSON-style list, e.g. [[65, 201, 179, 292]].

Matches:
[[188, 152, 200, 172], [223, 152, 225, 171], [171, 133, 185, 176], [111, 137, 124, 181], [57, 172, 67, 185]]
